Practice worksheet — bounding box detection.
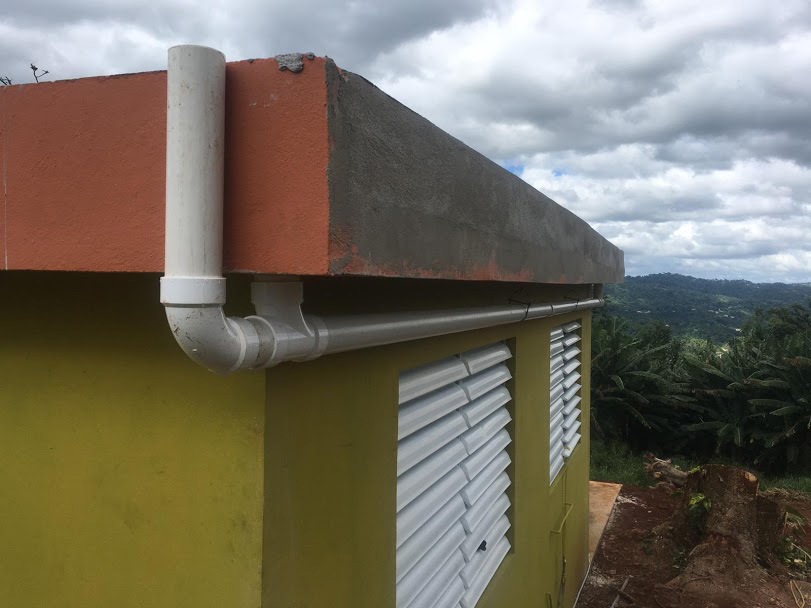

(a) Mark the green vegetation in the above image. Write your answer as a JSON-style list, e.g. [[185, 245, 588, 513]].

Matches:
[[590, 440, 651, 486], [604, 273, 811, 342], [590, 297, 811, 490], [590, 440, 811, 494]]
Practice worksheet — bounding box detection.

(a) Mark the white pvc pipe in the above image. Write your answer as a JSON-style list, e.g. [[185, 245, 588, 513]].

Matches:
[[160, 45, 268, 373], [249, 280, 602, 367], [165, 44, 225, 284], [159, 45, 603, 374], [320, 301, 597, 355]]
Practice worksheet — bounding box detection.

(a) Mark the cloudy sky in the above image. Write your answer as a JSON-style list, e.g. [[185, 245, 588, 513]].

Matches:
[[2, 0, 809, 282]]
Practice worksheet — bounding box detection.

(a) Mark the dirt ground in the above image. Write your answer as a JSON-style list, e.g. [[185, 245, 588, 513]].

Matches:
[[577, 485, 811, 608]]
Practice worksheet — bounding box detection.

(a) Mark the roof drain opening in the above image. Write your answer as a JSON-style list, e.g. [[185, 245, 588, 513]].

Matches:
[[159, 45, 604, 374]]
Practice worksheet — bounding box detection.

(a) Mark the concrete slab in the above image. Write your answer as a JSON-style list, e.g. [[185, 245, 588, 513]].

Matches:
[[589, 481, 622, 562], [327, 62, 625, 285]]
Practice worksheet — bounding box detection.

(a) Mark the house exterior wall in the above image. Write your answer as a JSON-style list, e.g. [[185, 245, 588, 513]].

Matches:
[[0, 271, 591, 608], [0, 272, 265, 608], [264, 307, 592, 608]]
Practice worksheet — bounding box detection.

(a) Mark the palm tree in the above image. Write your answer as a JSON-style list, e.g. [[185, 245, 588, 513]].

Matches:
[[749, 331, 811, 470], [591, 316, 693, 450]]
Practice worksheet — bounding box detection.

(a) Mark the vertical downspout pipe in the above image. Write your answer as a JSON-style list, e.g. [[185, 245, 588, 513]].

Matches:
[[164, 44, 225, 298], [160, 45, 268, 373], [158, 45, 603, 373]]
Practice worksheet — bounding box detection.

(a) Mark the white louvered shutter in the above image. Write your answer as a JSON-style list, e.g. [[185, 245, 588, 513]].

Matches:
[[397, 342, 513, 608], [549, 321, 582, 483]]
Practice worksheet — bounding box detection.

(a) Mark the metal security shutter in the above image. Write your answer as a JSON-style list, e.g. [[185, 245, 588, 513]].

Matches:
[[549, 321, 582, 483], [397, 342, 513, 608]]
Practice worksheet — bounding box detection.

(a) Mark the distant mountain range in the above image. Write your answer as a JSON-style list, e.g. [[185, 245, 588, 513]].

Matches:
[[603, 273, 811, 342]]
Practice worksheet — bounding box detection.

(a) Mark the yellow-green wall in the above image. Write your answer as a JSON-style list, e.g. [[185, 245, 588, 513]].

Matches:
[[0, 273, 265, 608], [264, 309, 592, 608], [0, 271, 592, 608]]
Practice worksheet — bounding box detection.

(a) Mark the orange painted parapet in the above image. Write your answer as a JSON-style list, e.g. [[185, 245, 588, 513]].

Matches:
[[0, 58, 331, 274], [1, 55, 624, 284]]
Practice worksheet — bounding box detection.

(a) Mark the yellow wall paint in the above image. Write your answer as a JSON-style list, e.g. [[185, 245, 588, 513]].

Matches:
[[563, 314, 592, 608], [264, 309, 592, 608], [0, 273, 265, 608], [0, 271, 592, 608]]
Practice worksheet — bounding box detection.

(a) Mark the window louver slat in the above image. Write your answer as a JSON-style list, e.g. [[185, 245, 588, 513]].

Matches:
[[549, 439, 564, 463], [459, 365, 512, 401], [563, 395, 581, 414], [459, 515, 510, 588], [550, 454, 565, 481], [459, 343, 512, 374], [562, 383, 581, 401], [400, 357, 470, 404], [563, 421, 581, 444], [562, 334, 581, 347], [459, 493, 510, 560], [410, 549, 466, 608], [460, 430, 510, 480], [460, 536, 511, 608], [461, 472, 510, 533], [550, 321, 583, 484], [562, 359, 581, 375], [459, 386, 511, 428], [564, 433, 582, 457], [398, 412, 469, 476], [397, 522, 466, 608], [550, 425, 564, 447], [562, 371, 581, 389], [563, 409, 581, 430], [399, 384, 470, 440], [397, 439, 468, 512], [460, 451, 510, 507], [460, 408, 511, 455], [396, 467, 467, 548], [550, 398, 564, 419], [435, 576, 466, 608], [397, 342, 513, 607], [397, 493, 467, 582], [563, 346, 581, 361]]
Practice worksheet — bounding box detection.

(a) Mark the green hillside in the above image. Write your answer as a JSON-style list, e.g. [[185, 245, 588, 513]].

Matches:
[[604, 273, 811, 342]]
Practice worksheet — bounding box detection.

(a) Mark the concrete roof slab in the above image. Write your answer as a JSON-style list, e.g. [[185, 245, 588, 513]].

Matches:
[[0, 55, 623, 284]]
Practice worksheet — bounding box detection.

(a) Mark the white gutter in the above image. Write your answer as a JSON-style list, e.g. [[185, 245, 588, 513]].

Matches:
[[160, 45, 603, 374]]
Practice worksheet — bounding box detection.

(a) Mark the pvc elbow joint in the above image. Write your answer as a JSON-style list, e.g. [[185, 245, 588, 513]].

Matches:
[[160, 276, 271, 374], [160, 277, 327, 373]]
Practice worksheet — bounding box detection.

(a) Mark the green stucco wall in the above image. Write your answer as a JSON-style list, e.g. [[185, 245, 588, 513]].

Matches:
[[264, 309, 592, 608], [0, 273, 265, 608]]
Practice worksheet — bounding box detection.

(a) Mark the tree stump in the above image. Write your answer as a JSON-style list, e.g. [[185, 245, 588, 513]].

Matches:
[[662, 464, 788, 607]]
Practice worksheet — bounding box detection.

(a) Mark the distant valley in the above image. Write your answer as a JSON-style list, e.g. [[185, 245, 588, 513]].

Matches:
[[603, 273, 811, 342]]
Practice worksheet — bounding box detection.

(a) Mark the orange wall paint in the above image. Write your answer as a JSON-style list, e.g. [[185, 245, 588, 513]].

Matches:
[[0, 58, 330, 274]]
